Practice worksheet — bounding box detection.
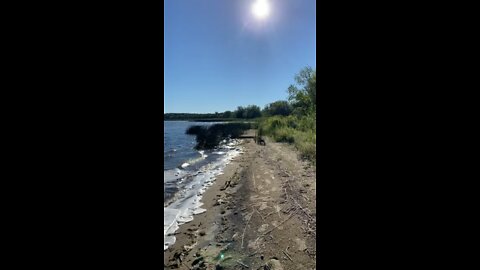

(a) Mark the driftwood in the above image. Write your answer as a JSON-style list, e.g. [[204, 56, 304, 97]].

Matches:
[[283, 246, 294, 262], [262, 208, 296, 236], [283, 250, 293, 262], [254, 208, 265, 221], [236, 260, 249, 268], [241, 211, 255, 248], [264, 211, 275, 219], [220, 180, 231, 191]]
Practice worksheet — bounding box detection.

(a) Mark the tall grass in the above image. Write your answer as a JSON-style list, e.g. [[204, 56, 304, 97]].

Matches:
[[258, 115, 316, 163]]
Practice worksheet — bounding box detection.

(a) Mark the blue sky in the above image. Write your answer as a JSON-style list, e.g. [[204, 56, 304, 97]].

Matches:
[[164, 0, 316, 113]]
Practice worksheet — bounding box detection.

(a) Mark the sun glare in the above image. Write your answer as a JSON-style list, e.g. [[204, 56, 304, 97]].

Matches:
[[252, 0, 270, 19]]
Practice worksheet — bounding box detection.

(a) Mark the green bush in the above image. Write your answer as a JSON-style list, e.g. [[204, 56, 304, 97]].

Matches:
[[258, 115, 316, 163], [186, 123, 252, 149], [273, 127, 295, 143]]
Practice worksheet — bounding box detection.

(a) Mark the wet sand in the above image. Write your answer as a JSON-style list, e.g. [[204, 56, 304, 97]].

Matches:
[[164, 131, 316, 270]]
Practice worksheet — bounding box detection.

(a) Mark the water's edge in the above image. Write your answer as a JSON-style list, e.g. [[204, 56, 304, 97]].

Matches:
[[164, 140, 243, 251]]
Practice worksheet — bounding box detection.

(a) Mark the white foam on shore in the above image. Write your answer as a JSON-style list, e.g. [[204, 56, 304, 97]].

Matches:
[[164, 168, 187, 183], [199, 150, 208, 158], [164, 140, 242, 251]]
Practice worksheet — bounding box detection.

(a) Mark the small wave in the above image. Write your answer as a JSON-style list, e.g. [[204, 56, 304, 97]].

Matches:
[[181, 154, 206, 168], [198, 150, 208, 159], [164, 145, 243, 251]]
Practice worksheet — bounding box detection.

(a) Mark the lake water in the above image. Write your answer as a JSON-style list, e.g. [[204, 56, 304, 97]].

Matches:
[[163, 121, 243, 250]]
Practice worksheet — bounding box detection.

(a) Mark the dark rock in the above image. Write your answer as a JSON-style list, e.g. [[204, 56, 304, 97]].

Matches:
[[169, 262, 179, 269], [191, 256, 204, 266]]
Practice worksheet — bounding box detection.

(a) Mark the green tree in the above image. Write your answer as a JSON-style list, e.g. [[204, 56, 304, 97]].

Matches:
[[287, 66, 316, 116], [235, 106, 245, 118], [263, 100, 292, 116], [244, 105, 262, 119], [223, 110, 232, 118]]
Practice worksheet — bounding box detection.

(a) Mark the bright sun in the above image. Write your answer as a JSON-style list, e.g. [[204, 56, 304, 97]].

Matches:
[[252, 0, 270, 19]]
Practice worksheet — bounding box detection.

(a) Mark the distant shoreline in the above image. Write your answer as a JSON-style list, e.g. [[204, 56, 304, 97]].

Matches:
[[164, 119, 259, 122], [164, 118, 238, 122]]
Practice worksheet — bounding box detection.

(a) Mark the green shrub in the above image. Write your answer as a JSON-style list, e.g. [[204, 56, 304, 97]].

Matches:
[[273, 127, 295, 143], [186, 123, 252, 149], [258, 115, 316, 163]]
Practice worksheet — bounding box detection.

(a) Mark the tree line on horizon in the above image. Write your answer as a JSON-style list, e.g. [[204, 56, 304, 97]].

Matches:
[[164, 100, 293, 121], [164, 66, 315, 122]]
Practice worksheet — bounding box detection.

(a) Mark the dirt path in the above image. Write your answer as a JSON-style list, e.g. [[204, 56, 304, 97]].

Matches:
[[164, 131, 316, 270]]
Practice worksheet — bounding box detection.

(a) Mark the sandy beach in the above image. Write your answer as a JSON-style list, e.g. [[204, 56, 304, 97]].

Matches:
[[164, 130, 316, 270]]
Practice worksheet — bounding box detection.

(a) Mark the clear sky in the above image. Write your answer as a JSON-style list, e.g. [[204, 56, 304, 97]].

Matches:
[[164, 0, 316, 113]]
